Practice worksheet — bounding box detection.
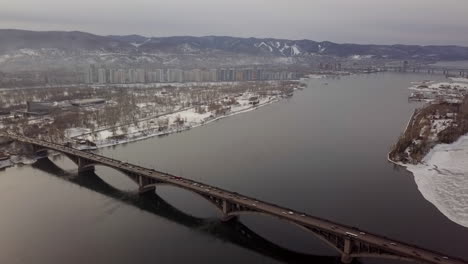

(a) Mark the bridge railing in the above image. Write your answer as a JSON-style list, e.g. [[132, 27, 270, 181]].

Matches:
[[4, 132, 468, 264]]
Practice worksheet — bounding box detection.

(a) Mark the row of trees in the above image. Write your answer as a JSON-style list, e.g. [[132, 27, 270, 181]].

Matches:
[[0, 80, 302, 143]]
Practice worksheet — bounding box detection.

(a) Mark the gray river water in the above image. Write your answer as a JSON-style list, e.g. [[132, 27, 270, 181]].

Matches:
[[1, 72, 467, 264]]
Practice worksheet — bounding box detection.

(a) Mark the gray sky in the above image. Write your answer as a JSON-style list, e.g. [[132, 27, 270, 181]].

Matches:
[[1, 0, 468, 46]]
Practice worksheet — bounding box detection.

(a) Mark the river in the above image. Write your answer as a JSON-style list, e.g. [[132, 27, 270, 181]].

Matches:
[[1, 72, 467, 264]]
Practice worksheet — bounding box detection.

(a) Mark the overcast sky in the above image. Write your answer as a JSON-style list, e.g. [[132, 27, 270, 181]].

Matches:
[[1, 0, 468, 46]]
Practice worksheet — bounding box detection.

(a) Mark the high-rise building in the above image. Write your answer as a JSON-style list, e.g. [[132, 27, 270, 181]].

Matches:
[[168, 69, 183, 83], [209, 69, 217, 82], [85, 64, 98, 83], [156, 69, 165, 82], [84, 66, 298, 84], [98, 68, 107, 84], [127, 69, 135, 83], [167, 69, 175, 82], [191, 69, 202, 82], [235, 71, 243, 81], [217, 69, 225, 82], [115, 69, 125, 83], [228, 69, 235, 81], [136, 69, 145, 83]]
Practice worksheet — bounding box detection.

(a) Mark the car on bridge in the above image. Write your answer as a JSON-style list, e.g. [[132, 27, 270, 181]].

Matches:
[[345, 232, 359, 237]]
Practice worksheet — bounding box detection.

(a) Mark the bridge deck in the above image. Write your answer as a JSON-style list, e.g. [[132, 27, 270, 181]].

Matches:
[[3, 132, 467, 264]]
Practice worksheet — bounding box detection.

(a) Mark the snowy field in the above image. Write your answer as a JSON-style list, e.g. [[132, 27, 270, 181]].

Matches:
[[451, 77, 468, 83], [409, 81, 468, 91], [394, 77, 468, 227], [409, 79, 468, 103], [73, 94, 285, 148], [403, 134, 468, 228]]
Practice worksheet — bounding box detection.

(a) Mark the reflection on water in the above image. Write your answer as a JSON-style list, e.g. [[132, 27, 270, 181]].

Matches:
[[33, 158, 344, 264], [2, 73, 468, 263]]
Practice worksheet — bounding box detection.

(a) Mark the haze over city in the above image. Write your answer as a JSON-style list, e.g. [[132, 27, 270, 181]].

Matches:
[[1, 0, 468, 45], [1, 1, 468, 264]]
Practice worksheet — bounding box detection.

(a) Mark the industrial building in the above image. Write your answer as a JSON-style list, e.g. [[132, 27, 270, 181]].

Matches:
[[26, 101, 57, 114], [70, 98, 106, 107]]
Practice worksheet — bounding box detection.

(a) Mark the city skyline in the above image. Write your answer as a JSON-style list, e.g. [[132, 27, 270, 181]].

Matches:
[[85, 66, 300, 84]]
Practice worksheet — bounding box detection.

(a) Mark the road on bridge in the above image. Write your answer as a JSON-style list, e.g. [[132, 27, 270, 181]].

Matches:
[[3, 132, 468, 264]]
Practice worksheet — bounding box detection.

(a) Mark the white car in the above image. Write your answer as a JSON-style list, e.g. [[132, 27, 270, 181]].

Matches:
[[345, 232, 358, 237]]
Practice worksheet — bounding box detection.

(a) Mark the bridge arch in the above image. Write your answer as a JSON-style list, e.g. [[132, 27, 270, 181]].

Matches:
[[225, 210, 344, 255], [144, 183, 225, 214], [73, 160, 128, 173], [225, 211, 425, 264], [33, 148, 50, 154], [65, 161, 147, 192], [78, 162, 99, 171]]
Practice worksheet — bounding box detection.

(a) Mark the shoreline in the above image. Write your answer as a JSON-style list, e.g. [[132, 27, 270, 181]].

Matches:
[[82, 95, 286, 149], [3, 95, 287, 166], [387, 108, 418, 165], [389, 134, 468, 228], [388, 88, 468, 228], [1, 79, 308, 167]]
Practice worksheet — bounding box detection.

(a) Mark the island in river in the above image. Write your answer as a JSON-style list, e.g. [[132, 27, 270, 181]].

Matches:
[[389, 78, 468, 228]]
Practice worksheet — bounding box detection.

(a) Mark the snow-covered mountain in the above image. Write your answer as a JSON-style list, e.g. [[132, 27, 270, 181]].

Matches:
[[109, 35, 468, 60], [1, 29, 468, 71]]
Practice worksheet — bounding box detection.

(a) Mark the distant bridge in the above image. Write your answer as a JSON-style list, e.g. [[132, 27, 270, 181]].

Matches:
[[384, 66, 468, 76], [3, 132, 468, 264]]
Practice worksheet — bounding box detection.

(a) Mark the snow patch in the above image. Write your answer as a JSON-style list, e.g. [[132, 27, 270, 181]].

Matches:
[[291, 45, 301, 55], [318, 44, 326, 53], [350, 54, 373, 60], [18, 49, 39, 56], [136, 102, 157, 108], [255, 42, 273, 52], [178, 43, 198, 53], [451, 77, 468, 83], [65, 127, 91, 138], [131, 38, 151, 48], [279, 43, 290, 55]]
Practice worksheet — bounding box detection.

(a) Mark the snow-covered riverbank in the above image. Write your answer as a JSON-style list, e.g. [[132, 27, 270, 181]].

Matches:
[[409, 78, 468, 103], [389, 77, 468, 228], [73, 93, 291, 149]]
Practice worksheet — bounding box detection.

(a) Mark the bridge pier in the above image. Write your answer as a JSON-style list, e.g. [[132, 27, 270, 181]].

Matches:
[[77, 157, 95, 173], [138, 185, 156, 195], [138, 175, 156, 194], [341, 254, 352, 264], [30, 144, 49, 159], [340, 238, 353, 264], [220, 200, 238, 222]]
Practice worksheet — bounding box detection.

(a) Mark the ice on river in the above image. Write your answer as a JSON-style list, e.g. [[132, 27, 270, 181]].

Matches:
[[404, 134, 468, 228]]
